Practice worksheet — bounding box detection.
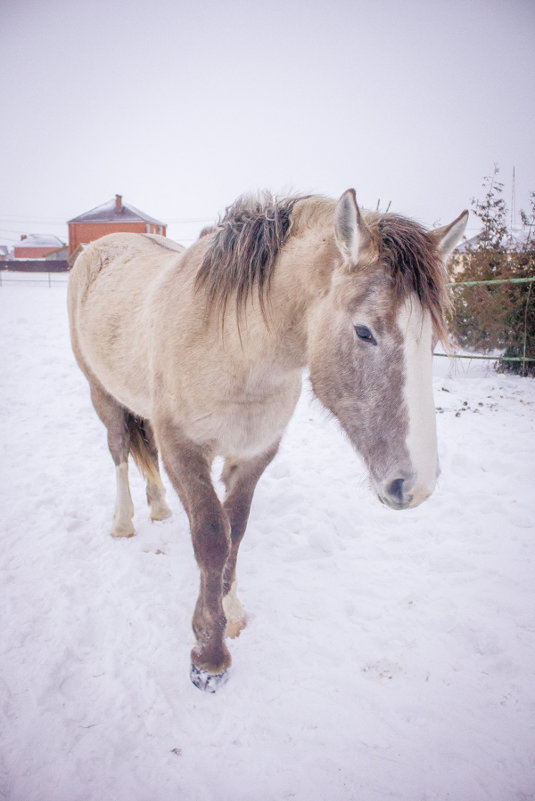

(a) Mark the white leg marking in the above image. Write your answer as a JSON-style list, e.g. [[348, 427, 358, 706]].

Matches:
[[223, 579, 247, 639], [112, 462, 135, 537], [146, 478, 172, 522]]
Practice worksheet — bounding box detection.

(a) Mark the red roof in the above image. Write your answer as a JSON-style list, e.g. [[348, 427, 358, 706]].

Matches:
[[68, 195, 165, 226]]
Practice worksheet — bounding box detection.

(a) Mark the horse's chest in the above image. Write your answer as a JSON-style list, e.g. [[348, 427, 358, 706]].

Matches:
[[188, 376, 301, 458], [223, 400, 287, 454]]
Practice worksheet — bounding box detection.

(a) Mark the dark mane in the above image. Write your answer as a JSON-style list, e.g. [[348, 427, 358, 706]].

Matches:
[[195, 193, 304, 322], [195, 194, 450, 339], [374, 214, 450, 340]]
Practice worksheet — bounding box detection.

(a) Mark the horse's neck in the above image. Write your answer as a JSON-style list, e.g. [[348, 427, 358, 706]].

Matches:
[[171, 225, 337, 376], [268, 228, 338, 360]]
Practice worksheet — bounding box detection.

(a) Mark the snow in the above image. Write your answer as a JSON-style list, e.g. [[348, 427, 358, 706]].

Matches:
[[1, 277, 535, 801], [13, 234, 65, 248]]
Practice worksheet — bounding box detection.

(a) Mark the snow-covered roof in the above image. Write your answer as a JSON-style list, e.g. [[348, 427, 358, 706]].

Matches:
[[68, 196, 165, 226], [16, 234, 66, 248], [455, 234, 481, 254], [456, 228, 532, 253]]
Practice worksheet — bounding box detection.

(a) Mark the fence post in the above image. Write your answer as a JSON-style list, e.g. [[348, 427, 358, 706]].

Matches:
[[522, 281, 533, 377]]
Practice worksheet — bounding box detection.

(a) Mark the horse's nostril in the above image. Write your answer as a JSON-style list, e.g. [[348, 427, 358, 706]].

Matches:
[[387, 478, 406, 503]]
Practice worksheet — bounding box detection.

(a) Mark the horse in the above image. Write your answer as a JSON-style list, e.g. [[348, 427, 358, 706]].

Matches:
[[67, 189, 467, 691]]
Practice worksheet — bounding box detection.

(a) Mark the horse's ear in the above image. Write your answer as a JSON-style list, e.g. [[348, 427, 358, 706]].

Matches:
[[429, 210, 469, 259], [334, 189, 372, 267]]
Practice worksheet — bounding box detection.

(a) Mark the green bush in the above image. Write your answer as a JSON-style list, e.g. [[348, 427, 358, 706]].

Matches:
[[447, 168, 535, 377], [449, 255, 535, 376]]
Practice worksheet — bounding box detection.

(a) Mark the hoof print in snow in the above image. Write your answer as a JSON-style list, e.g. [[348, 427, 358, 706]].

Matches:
[[190, 664, 229, 693]]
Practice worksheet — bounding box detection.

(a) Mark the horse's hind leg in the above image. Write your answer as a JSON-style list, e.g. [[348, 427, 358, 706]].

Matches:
[[89, 383, 135, 538], [126, 417, 172, 523], [221, 442, 280, 638]]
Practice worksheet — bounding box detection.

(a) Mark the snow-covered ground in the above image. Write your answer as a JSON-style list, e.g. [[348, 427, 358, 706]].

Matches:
[[1, 275, 534, 801]]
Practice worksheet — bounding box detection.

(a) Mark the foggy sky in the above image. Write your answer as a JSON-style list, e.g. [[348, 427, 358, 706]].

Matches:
[[1, 0, 534, 246]]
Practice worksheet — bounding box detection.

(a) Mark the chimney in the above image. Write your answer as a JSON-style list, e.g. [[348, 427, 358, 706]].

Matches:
[[21, 234, 27, 240], [115, 194, 123, 214]]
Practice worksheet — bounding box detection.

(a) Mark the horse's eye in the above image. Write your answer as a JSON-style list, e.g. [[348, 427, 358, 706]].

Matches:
[[354, 324, 377, 345]]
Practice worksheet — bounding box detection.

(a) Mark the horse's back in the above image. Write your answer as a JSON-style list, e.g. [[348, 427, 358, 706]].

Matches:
[[69, 232, 184, 296], [68, 232, 186, 417]]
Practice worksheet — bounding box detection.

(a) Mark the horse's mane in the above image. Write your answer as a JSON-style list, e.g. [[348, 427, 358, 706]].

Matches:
[[195, 192, 305, 322], [195, 192, 450, 338], [370, 213, 451, 341]]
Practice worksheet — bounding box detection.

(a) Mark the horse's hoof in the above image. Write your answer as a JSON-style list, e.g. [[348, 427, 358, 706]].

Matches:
[[150, 503, 172, 522], [111, 528, 135, 538], [190, 664, 229, 693], [225, 615, 247, 639]]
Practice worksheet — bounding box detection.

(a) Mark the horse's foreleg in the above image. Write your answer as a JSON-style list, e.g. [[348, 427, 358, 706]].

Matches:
[[156, 422, 231, 691], [221, 442, 280, 639]]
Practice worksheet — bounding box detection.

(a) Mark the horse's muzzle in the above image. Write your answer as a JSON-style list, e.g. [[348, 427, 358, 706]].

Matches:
[[378, 471, 436, 510]]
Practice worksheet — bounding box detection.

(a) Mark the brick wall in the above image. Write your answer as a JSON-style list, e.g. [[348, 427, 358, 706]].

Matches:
[[13, 246, 61, 259]]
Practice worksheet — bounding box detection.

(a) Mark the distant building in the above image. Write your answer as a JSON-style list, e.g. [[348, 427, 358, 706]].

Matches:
[[0, 245, 10, 261], [453, 227, 533, 274], [13, 233, 66, 259], [45, 246, 70, 261], [455, 229, 532, 255], [67, 194, 167, 256]]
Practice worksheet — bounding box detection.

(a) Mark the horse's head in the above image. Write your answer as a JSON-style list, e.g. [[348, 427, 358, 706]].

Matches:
[[308, 189, 467, 510]]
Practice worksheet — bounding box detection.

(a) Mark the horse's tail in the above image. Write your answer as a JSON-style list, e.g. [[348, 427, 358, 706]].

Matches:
[[126, 414, 161, 485]]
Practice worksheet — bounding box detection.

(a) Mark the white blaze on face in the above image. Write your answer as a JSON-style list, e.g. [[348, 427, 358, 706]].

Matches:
[[397, 296, 438, 507]]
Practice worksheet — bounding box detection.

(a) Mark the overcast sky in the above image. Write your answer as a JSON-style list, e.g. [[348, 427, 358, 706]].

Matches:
[[1, 0, 534, 246]]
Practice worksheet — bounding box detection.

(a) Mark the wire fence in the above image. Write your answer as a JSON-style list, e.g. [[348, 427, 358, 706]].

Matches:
[[0, 271, 69, 287], [434, 275, 535, 372]]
